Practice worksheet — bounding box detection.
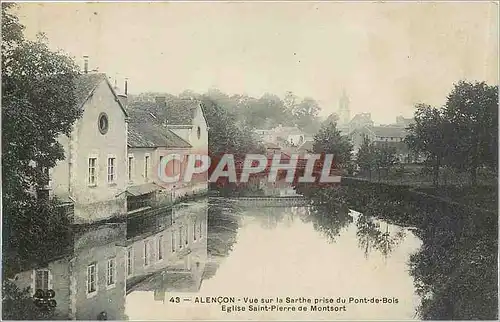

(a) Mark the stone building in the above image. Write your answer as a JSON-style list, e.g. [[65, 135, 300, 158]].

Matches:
[[125, 111, 193, 213], [49, 73, 129, 224]]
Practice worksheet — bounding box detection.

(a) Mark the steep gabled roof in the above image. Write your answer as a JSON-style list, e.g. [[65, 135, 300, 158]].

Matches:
[[127, 97, 203, 126], [127, 112, 192, 149], [163, 98, 201, 125], [74, 73, 128, 117]]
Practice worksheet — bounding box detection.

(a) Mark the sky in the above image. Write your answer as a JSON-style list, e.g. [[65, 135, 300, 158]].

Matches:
[[14, 1, 499, 124]]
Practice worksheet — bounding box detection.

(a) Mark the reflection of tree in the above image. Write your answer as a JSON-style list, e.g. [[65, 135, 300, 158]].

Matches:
[[356, 214, 406, 259], [207, 199, 241, 258], [303, 203, 353, 243], [408, 208, 498, 320], [258, 207, 286, 230]]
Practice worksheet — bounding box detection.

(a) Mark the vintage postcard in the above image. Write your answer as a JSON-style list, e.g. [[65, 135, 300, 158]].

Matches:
[[1, 1, 498, 320]]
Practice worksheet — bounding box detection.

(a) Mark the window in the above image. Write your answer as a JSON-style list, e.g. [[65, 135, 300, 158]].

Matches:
[[199, 220, 203, 239], [87, 263, 97, 295], [88, 158, 97, 186], [127, 247, 133, 277], [144, 241, 150, 267], [107, 157, 116, 183], [185, 226, 189, 245], [34, 269, 50, 291], [193, 220, 197, 241], [106, 258, 116, 287], [128, 156, 134, 181], [197, 126, 201, 139], [171, 231, 176, 253], [144, 155, 150, 180], [98, 112, 109, 135], [157, 235, 163, 261], [159, 155, 164, 166]]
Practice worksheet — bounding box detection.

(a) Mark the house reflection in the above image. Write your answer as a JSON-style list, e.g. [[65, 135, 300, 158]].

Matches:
[[12, 223, 128, 320], [125, 200, 208, 301], [11, 199, 209, 320]]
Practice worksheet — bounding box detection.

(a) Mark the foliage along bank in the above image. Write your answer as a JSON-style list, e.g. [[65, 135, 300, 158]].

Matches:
[[295, 179, 497, 320]]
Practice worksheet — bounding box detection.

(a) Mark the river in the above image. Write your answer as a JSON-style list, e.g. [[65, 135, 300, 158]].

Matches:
[[125, 197, 422, 320], [9, 197, 423, 320]]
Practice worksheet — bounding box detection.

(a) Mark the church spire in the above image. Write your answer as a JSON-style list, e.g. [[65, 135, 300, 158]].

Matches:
[[338, 89, 350, 125]]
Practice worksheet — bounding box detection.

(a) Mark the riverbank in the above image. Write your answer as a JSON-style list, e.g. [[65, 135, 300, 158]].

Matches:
[[295, 179, 498, 320], [352, 166, 497, 212]]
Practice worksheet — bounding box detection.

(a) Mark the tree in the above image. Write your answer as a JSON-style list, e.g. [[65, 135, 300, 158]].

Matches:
[[199, 96, 264, 156], [373, 144, 398, 180], [2, 280, 57, 320], [405, 104, 449, 187], [312, 121, 353, 169], [356, 136, 376, 179], [283, 91, 298, 111], [293, 97, 321, 132], [2, 4, 81, 276], [324, 113, 340, 126], [442, 81, 498, 186]]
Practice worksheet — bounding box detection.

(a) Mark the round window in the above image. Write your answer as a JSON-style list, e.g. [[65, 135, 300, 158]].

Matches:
[[98, 113, 109, 135], [197, 126, 201, 139]]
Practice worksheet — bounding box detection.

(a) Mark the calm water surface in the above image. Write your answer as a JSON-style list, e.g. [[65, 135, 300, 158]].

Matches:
[[125, 198, 422, 320]]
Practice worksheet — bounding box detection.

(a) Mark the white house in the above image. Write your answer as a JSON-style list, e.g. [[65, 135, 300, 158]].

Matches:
[[157, 96, 209, 194], [255, 125, 307, 148], [50, 73, 129, 224], [125, 110, 193, 213], [126, 96, 209, 197]]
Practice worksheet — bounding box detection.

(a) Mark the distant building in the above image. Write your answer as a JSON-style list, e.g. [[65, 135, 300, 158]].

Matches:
[[338, 90, 351, 126], [395, 116, 414, 128], [349, 126, 410, 162], [254, 129, 274, 143], [255, 125, 307, 148]]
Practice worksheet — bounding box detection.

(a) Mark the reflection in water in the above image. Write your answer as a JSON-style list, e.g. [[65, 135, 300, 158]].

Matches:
[[12, 222, 129, 320], [126, 198, 422, 320], [301, 203, 353, 243], [11, 199, 209, 321], [354, 213, 407, 259], [12, 196, 423, 320]]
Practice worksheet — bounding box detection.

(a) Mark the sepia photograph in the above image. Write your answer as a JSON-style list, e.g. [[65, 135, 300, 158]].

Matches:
[[1, 1, 498, 320]]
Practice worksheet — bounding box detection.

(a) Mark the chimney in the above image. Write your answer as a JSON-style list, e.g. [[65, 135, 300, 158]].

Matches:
[[155, 96, 167, 109], [116, 78, 128, 109], [83, 55, 89, 74], [124, 78, 128, 95]]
